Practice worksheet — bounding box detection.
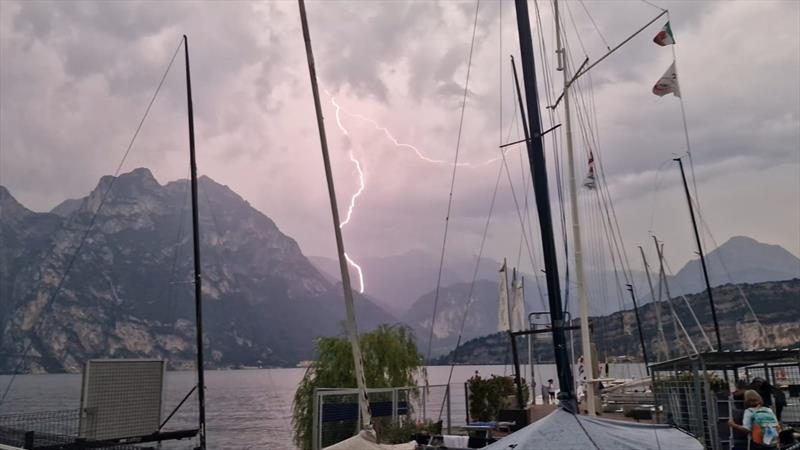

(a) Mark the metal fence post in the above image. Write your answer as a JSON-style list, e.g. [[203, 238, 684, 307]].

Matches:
[[446, 384, 452, 434], [464, 382, 470, 425], [422, 386, 427, 422], [392, 388, 398, 422], [312, 389, 320, 450], [23, 431, 34, 450]]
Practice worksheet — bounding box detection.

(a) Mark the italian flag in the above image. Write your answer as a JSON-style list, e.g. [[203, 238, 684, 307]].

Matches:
[[653, 22, 675, 46]]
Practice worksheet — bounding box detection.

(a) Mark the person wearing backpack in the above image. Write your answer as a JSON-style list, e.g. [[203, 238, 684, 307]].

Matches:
[[728, 390, 781, 449]]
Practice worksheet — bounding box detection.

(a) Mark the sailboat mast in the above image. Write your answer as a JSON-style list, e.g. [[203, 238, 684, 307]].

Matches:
[[675, 157, 722, 351], [513, 0, 576, 411], [639, 245, 669, 360], [553, 0, 596, 415], [625, 285, 650, 375], [183, 35, 206, 450], [298, 0, 372, 429]]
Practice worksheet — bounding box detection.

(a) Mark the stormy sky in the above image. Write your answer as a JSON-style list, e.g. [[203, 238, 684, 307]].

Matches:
[[1, 0, 798, 283]]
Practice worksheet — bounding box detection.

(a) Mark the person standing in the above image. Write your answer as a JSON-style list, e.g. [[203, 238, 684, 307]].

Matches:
[[541, 379, 550, 405], [547, 379, 556, 402], [728, 390, 781, 449]]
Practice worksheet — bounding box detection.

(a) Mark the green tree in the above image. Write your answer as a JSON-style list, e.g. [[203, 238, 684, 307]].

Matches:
[[292, 324, 423, 450]]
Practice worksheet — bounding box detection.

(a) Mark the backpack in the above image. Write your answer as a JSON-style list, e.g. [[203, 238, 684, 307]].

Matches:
[[749, 407, 780, 446]]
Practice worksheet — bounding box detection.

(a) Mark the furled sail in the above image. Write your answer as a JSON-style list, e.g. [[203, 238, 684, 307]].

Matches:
[[497, 261, 510, 332], [510, 271, 526, 331]]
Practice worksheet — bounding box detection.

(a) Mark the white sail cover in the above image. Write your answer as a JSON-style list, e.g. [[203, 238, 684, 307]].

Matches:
[[482, 408, 703, 450], [510, 277, 526, 331], [497, 262, 510, 331], [324, 430, 416, 450]]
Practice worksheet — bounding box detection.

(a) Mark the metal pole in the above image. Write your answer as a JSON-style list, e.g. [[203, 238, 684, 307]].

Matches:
[[510, 56, 531, 148], [446, 385, 452, 434], [298, 0, 372, 428], [528, 314, 535, 405], [554, 0, 596, 416], [514, 0, 576, 412], [639, 245, 669, 360], [675, 157, 722, 351], [183, 35, 206, 450], [626, 284, 650, 375], [655, 239, 699, 355], [509, 331, 525, 409]]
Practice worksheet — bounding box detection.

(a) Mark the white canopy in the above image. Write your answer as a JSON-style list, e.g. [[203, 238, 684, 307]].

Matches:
[[323, 430, 417, 450], [483, 408, 703, 450]]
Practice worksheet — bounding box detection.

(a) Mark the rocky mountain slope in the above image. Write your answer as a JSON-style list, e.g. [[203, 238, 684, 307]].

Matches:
[[314, 236, 800, 318], [400, 236, 800, 358], [433, 279, 800, 364], [0, 168, 397, 373]]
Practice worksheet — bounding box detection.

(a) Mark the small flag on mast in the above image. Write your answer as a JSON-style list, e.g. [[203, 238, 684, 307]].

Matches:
[[584, 151, 596, 189], [653, 22, 675, 46], [652, 62, 681, 98]]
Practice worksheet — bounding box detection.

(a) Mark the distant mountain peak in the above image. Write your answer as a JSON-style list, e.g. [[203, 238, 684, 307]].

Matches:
[[0, 185, 31, 221], [671, 235, 800, 296]]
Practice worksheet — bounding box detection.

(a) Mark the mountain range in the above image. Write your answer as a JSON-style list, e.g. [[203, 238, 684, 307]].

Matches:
[[433, 278, 800, 365], [313, 236, 799, 358], [0, 168, 395, 372], [2, 168, 797, 372]]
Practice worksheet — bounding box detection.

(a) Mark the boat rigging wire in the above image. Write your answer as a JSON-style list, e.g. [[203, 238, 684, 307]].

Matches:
[[0, 38, 184, 408], [424, 0, 481, 367], [694, 210, 769, 346], [662, 257, 717, 352], [578, 0, 611, 51]]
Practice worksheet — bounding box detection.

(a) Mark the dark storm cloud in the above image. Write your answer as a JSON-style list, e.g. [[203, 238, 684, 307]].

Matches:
[[1, 0, 798, 274]]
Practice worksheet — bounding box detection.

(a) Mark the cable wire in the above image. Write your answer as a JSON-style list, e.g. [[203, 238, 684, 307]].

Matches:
[[424, 0, 481, 366], [0, 38, 184, 408]]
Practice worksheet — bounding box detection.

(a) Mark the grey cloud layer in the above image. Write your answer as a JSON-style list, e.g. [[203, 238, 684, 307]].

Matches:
[[1, 0, 797, 275]]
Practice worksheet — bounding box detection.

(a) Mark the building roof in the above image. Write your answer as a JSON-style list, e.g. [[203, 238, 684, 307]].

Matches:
[[649, 348, 800, 372]]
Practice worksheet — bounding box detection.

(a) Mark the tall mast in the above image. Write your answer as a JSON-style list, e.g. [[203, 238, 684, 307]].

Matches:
[[639, 245, 668, 360], [183, 35, 206, 450], [625, 285, 650, 375], [675, 157, 722, 351], [654, 237, 699, 355], [298, 0, 372, 429], [553, 0, 596, 415], [513, 0, 576, 412]]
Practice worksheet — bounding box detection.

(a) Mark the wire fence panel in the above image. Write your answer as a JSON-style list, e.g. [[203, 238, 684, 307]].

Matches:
[[652, 371, 719, 449], [0, 409, 145, 449], [313, 385, 454, 450], [0, 409, 79, 448]]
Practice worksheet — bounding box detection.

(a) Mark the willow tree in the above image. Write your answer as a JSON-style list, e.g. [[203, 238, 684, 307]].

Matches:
[[292, 324, 423, 449]]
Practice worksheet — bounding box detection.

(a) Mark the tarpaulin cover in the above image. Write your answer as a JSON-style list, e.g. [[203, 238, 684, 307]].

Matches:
[[323, 430, 417, 450], [483, 408, 703, 450]]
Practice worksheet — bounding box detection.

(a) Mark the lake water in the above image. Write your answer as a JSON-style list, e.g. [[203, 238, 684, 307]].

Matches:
[[0, 363, 647, 449]]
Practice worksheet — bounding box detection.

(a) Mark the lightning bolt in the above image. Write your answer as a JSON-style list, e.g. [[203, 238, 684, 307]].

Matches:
[[329, 91, 367, 294], [325, 91, 520, 295], [330, 94, 516, 168]]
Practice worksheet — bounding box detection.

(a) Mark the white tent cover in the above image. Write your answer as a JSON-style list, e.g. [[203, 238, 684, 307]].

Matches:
[[483, 408, 703, 450], [323, 430, 417, 450]]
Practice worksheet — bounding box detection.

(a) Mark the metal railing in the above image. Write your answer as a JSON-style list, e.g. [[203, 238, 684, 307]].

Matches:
[[651, 363, 720, 450], [312, 384, 453, 450]]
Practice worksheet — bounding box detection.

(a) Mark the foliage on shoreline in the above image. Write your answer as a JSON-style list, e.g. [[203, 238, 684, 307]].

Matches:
[[291, 324, 423, 449]]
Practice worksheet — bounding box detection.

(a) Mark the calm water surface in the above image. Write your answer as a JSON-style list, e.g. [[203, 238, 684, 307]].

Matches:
[[0, 364, 646, 449]]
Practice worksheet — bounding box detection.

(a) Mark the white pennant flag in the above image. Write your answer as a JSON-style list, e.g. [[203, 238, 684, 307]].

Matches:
[[652, 62, 681, 98]]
